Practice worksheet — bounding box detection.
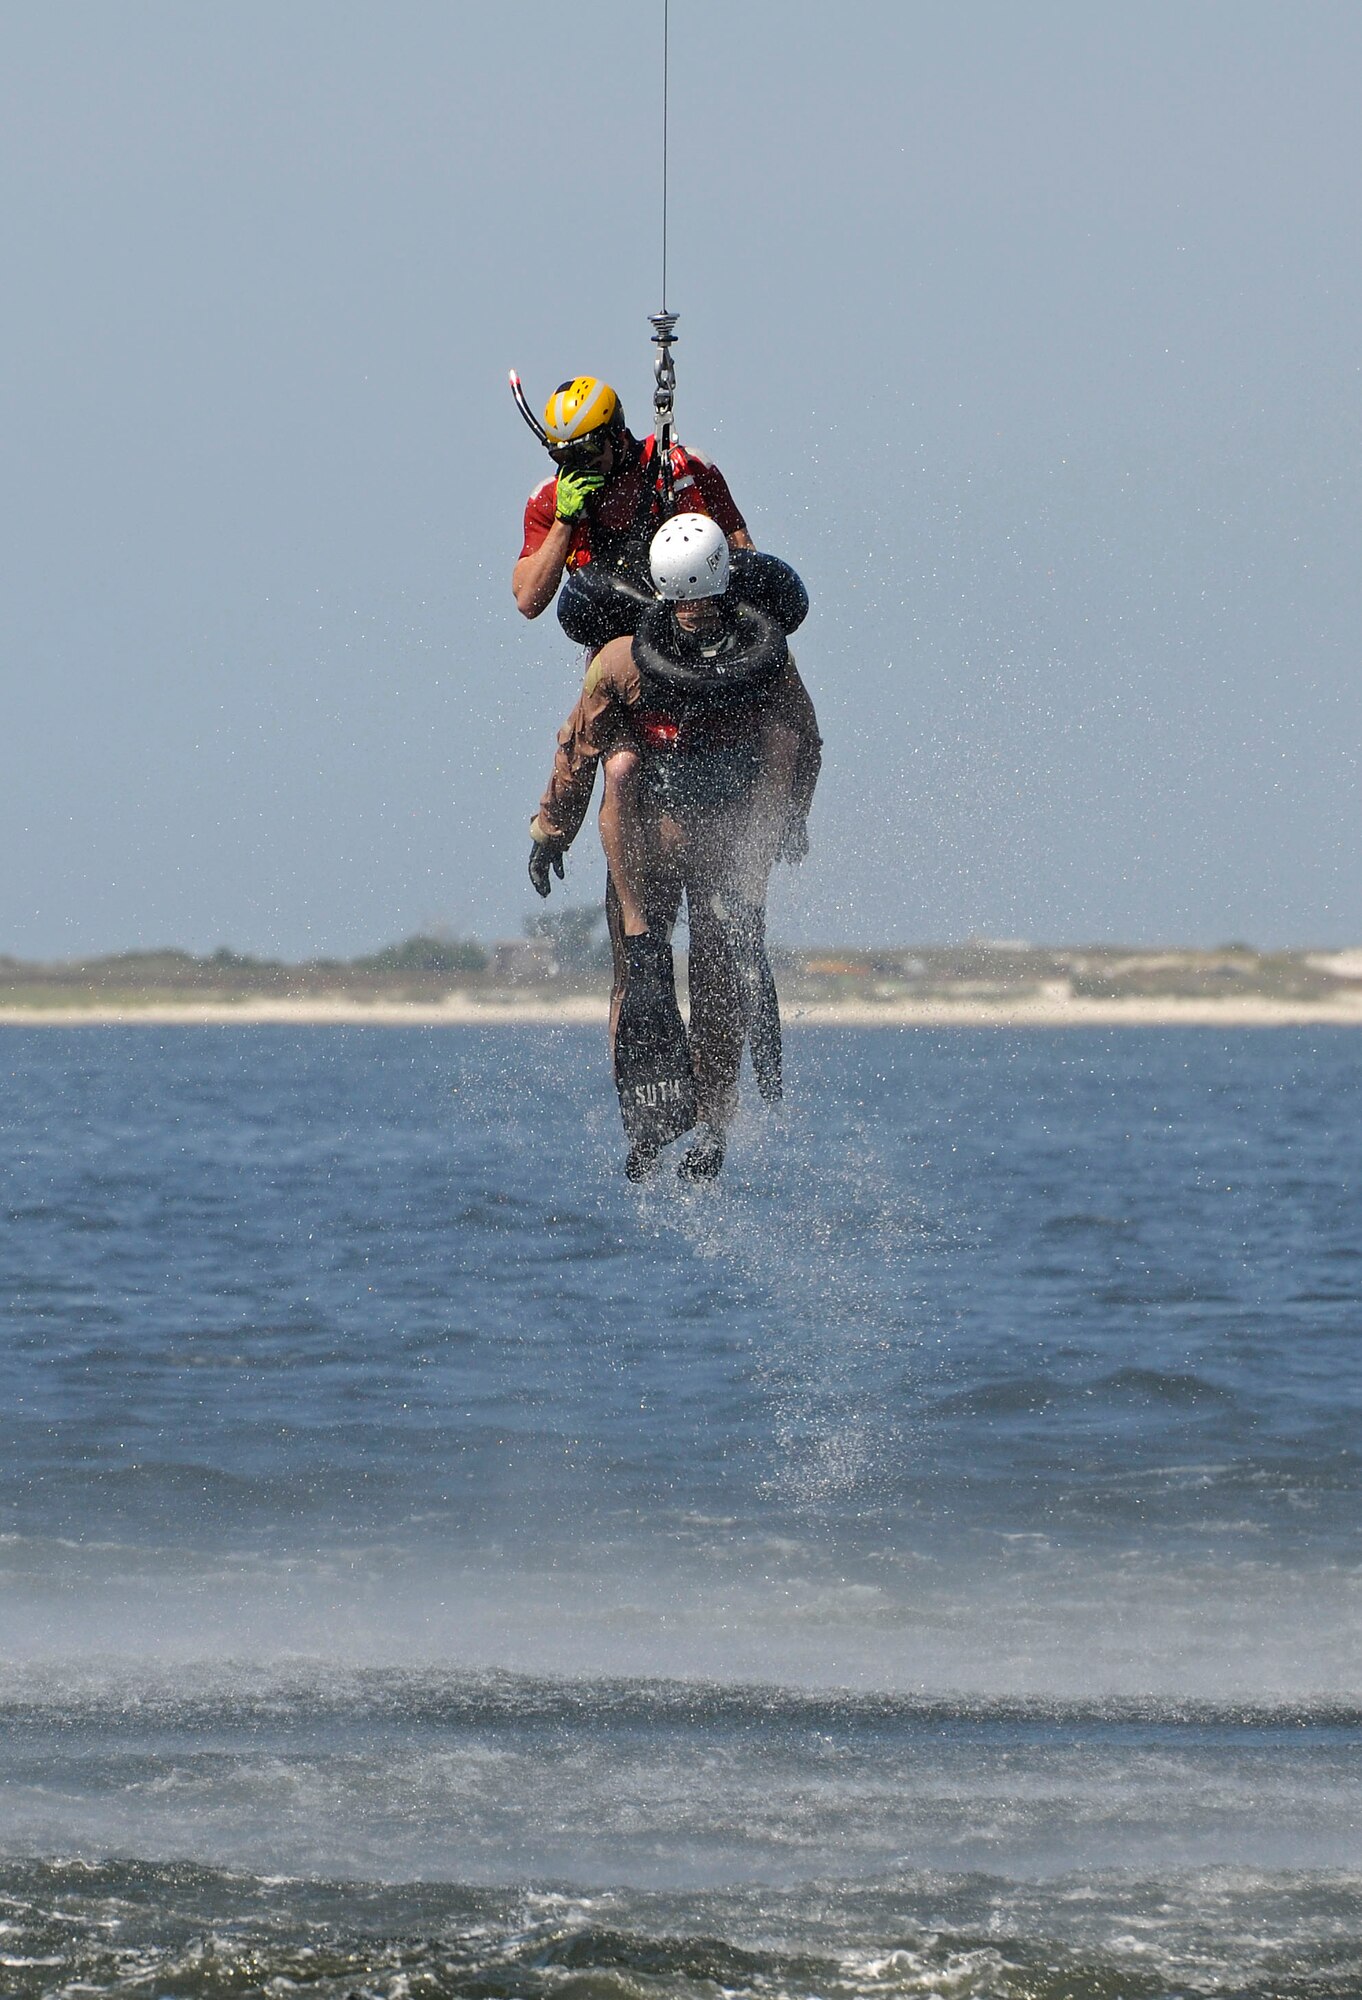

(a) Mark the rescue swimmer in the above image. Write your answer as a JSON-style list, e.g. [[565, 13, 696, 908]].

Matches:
[[529, 515, 821, 1183], [512, 374, 753, 627]]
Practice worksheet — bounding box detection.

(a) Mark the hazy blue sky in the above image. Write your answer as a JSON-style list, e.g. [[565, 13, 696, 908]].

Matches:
[[2, 1, 1358, 956]]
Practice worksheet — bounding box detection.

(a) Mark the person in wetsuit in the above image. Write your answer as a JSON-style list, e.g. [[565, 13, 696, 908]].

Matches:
[[528, 515, 821, 1183]]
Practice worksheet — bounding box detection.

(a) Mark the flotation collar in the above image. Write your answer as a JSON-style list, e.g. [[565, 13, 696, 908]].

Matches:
[[727, 548, 810, 635], [558, 563, 652, 648], [632, 600, 788, 704]]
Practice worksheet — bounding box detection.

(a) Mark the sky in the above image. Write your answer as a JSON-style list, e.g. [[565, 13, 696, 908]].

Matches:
[[1, 0, 1358, 958]]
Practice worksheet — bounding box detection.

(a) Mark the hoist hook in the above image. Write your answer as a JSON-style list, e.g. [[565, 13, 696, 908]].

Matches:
[[650, 309, 679, 511]]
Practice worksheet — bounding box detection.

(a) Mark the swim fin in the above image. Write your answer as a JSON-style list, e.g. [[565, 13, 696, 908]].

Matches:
[[614, 933, 698, 1156], [724, 902, 783, 1103], [677, 1123, 726, 1183]]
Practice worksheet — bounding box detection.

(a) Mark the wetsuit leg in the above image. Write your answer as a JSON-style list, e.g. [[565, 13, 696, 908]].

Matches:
[[712, 714, 798, 1102], [728, 716, 801, 904], [683, 875, 745, 1136], [723, 899, 783, 1103]]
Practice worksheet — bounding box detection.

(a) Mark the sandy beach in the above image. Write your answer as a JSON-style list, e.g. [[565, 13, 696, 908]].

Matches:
[[5, 991, 1362, 1028]]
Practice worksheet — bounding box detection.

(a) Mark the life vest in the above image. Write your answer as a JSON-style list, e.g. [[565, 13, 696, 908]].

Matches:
[[577, 436, 692, 583], [556, 438, 703, 648]]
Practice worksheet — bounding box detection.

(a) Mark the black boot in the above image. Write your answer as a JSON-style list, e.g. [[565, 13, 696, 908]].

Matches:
[[625, 1138, 662, 1182]]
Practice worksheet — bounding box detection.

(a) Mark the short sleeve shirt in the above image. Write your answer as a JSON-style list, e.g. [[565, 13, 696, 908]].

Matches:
[[519, 437, 747, 569]]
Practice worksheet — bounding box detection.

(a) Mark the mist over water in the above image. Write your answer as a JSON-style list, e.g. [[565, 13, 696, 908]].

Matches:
[[1, 1025, 1360, 1995]]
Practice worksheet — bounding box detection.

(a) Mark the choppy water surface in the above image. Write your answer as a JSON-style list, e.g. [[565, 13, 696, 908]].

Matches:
[[0, 1025, 1359, 1997]]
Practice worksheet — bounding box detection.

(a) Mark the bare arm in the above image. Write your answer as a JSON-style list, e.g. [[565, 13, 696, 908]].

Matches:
[[530, 639, 637, 847], [512, 518, 577, 619]]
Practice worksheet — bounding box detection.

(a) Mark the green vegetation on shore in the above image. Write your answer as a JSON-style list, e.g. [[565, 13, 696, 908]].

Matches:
[[1, 930, 1360, 1012]]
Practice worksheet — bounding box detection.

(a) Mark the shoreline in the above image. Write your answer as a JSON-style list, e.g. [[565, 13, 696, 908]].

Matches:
[[4, 993, 1362, 1028]]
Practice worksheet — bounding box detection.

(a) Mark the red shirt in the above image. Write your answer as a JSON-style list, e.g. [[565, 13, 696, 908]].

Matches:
[[519, 434, 747, 570]]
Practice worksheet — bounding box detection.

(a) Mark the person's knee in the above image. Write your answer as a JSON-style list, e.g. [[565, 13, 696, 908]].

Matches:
[[602, 749, 641, 805], [600, 754, 641, 851], [685, 886, 723, 946]]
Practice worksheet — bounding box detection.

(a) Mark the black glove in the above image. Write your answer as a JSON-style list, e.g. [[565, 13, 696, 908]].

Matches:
[[528, 838, 566, 898]]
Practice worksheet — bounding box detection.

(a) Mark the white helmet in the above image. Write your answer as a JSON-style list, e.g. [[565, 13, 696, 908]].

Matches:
[[649, 513, 731, 601]]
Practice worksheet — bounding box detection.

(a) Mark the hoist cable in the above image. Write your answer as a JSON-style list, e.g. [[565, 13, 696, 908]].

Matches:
[[511, 0, 681, 497], [661, 0, 670, 311], [651, 0, 678, 508]]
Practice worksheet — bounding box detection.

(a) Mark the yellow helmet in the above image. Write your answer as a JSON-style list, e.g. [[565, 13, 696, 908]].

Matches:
[[542, 376, 622, 446]]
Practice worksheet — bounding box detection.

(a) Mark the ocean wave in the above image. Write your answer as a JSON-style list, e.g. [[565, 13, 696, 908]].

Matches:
[[1, 1857, 1360, 2000]]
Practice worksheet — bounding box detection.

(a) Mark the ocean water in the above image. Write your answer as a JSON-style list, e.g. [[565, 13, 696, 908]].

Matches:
[[0, 1024, 1359, 1998]]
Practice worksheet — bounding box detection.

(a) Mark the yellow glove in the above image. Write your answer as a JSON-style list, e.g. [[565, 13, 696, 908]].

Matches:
[[554, 468, 604, 522]]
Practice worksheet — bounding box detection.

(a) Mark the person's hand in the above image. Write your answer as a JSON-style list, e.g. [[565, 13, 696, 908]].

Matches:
[[778, 815, 809, 864], [554, 469, 605, 522], [529, 838, 567, 897]]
